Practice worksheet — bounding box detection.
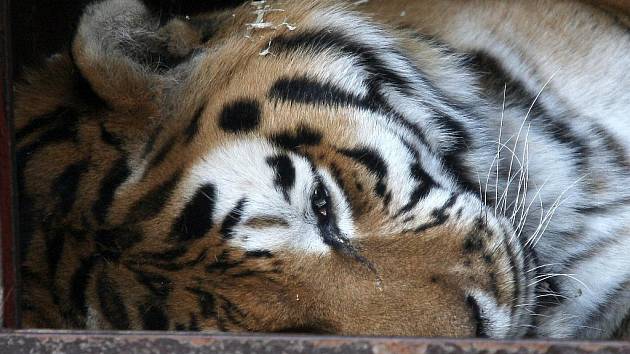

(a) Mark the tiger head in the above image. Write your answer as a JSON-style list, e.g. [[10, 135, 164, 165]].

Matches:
[[16, 0, 537, 337]]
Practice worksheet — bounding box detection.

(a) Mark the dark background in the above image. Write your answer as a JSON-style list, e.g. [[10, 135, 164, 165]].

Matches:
[[11, 0, 630, 77], [11, 0, 247, 77]]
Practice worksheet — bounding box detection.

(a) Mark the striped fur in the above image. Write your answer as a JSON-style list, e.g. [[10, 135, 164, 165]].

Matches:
[[15, 0, 629, 338]]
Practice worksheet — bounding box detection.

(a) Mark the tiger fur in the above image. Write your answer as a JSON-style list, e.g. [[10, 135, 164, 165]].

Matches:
[[15, 0, 630, 338]]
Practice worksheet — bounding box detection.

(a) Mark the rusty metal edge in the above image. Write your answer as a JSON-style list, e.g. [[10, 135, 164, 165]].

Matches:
[[0, 330, 628, 354]]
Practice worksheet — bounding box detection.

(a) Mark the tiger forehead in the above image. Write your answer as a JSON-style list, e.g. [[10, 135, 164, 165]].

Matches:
[[177, 2, 375, 118], [184, 1, 337, 84]]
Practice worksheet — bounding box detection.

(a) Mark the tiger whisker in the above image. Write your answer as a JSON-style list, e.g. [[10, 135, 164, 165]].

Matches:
[[528, 273, 590, 293], [484, 135, 515, 209], [513, 177, 551, 242], [530, 175, 588, 249], [524, 173, 587, 248], [526, 262, 563, 273], [510, 124, 531, 225], [502, 71, 558, 221], [495, 83, 507, 210]]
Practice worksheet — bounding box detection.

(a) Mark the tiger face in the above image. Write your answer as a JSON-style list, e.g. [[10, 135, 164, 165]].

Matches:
[[17, 0, 546, 337]]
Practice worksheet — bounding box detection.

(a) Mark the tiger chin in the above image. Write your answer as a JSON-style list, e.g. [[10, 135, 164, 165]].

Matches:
[[14, 0, 630, 339]]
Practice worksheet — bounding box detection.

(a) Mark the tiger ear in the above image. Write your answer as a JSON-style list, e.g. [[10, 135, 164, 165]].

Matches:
[[71, 0, 203, 111]]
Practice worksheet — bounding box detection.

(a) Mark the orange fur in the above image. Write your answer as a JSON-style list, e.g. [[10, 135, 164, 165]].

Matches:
[[15, 0, 629, 337]]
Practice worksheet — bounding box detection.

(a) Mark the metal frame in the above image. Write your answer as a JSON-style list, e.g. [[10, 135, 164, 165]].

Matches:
[[1, 331, 630, 354], [0, 0, 629, 352], [0, 0, 18, 330]]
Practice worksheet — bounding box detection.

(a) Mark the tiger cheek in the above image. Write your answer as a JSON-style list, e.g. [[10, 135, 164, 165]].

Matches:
[[275, 254, 458, 336]]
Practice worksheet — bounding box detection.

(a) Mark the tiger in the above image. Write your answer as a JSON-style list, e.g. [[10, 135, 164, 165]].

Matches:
[[14, 0, 630, 339]]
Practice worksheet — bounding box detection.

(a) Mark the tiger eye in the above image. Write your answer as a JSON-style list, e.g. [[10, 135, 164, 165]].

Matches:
[[312, 181, 330, 221]]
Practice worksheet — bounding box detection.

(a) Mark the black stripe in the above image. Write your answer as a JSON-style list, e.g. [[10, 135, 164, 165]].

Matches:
[[431, 107, 476, 194], [593, 124, 629, 169], [97, 273, 130, 330], [131, 248, 208, 272], [99, 122, 124, 150], [272, 31, 415, 96], [245, 250, 273, 258], [614, 305, 630, 338], [206, 250, 243, 273], [141, 126, 161, 158], [186, 287, 217, 319], [134, 271, 172, 298], [185, 104, 206, 143], [125, 170, 182, 223], [15, 107, 69, 141], [327, 162, 355, 215], [269, 76, 365, 108], [44, 225, 65, 280], [442, 152, 478, 195], [438, 113, 477, 194], [17, 188, 35, 260], [271, 31, 432, 146], [463, 227, 485, 254], [339, 147, 388, 197], [496, 220, 525, 319], [397, 184, 433, 216], [132, 246, 188, 262], [53, 160, 89, 215], [170, 183, 216, 242], [396, 162, 438, 216], [188, 314, 201, 331], [413, 194, 457, 232], [16, 109, 79, 164], [94, 226, 143, 262], [268, 75, 435, 150], [16, 107, 79, 255], [266, 154, 296, 202], [270, 76, 430, 148], [147, 136, 177, 170], [220, 199, 246, 240], [139, 303, 169, 330], [70, 256, 98, 317], [219, 99, 261, 133], [92, 157, 131, 224], [270, 125, 322, 151], [574, 197, 630, 215], [467, 295, 488, 338], [536, 114, 589, 170], [561, 237, 620, 274], [409, 162, 430, 182], [583, 279, 630, 337], [70, 55, 110, 110], [219, 296, 249, 330]]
